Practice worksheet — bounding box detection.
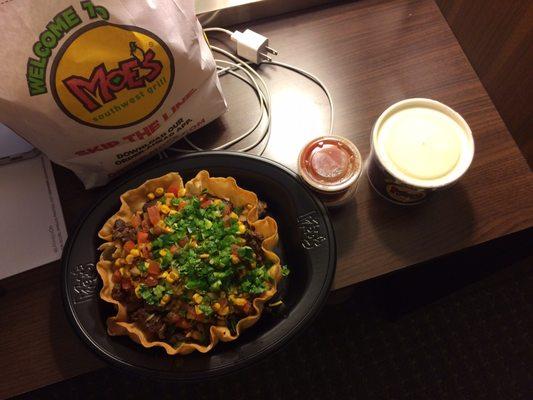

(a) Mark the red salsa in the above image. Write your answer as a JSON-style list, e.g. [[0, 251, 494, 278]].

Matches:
[[298, 136, 362, 206]]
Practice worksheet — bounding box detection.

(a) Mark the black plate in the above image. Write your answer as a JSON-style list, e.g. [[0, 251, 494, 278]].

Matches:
[[61, 152, 336, 380]]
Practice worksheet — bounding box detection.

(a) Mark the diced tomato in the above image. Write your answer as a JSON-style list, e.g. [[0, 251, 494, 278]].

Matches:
[[169, 245, 178, 254], [131, 214, 141, 229], [152, 226, 165, 236], [124, 240, 135, 253], [147, 260, 161, 276], [178, 237, 188, 247], [223, 216, 231, 227], [147, 205, 161, 225], [167, 182, 181, 197], [175, 317, 192, 330], [112, 270, 122, 283], [186, 306, 197, 320], [144, 276, 158, 287], [218, 298, 228, 308], [177, 201, 187, 211], [137, 231, 149, 244], [166, 311, 180, 323], [141, 218, 150, 232], [121, 278, 132, 291], [243, 301, 252, 314], [200, 199, 213, 209], [141, 246, 151, 259]]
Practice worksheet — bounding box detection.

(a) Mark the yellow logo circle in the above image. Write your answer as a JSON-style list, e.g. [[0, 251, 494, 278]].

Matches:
[[51, 22, 174, 129]]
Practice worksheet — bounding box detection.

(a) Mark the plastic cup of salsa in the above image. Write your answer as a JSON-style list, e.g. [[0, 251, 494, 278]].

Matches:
[[298, 136, 362, 207]]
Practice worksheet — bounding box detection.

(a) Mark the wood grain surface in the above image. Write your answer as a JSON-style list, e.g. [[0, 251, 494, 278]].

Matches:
[[1, 0, 532, 398], [435, 0, 533, 168]]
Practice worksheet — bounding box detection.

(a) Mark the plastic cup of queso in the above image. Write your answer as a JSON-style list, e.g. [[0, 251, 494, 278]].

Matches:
[[298, 136, 362, 207], [367, 98, 475, 205]]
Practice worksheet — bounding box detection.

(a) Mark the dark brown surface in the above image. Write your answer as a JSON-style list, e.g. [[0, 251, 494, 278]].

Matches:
[[435, 0, 533, 168], [1, 0, 532, 398], [14, 230, 533, 400]]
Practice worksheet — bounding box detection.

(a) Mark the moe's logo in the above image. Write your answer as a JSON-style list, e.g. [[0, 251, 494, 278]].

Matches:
[[62, 42, 163, 113], [51, 22, 174, 128], [26, 2, 174, 129]]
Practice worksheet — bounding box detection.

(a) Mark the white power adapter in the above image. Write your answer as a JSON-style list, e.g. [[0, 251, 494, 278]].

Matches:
[[175, 26, 333, 155], [230, 29, 278, 64]]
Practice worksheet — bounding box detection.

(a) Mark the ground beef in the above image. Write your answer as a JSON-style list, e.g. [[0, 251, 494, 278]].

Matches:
[[112, 219, 136, 243], [142, 199, 158, 212], [111, 286, 142, 311], [169, 332, 188, 346], [130, 308, 167, 340], [244, 230, 264, 262]]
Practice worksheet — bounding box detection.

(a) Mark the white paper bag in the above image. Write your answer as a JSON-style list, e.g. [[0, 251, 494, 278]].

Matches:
[[0, 0, 226, 187]]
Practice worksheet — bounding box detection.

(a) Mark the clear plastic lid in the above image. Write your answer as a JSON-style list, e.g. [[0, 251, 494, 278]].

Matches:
[[298, 136, 362, 193]]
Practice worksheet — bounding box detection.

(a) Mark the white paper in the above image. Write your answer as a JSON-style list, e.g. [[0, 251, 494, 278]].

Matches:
[[0, 154, 67, 279]]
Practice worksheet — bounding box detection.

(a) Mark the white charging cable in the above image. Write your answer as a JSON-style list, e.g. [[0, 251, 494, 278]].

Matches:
[[167, 27, 334, 156]]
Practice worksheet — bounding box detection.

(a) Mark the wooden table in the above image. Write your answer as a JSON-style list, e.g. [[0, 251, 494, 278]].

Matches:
[[1, 0, 532, 398]]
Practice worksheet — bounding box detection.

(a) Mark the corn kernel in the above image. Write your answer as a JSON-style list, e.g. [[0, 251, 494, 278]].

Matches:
[[169, 209, 178, 215], [125, 254, 135, 264], [161, 271, 169, 279], [178, 188, 186, 197], [147, 192, 155, 200], [213, 199, 222, 205], [199, 253, 209, 259], [212, 302, 221, 311], [166, 271, 178, 283], [218, 306, 230, 316], [195, 305, 203, 315], [169, 271, 179, 280], [233, 298, 247, 306], [250, 261, 257, 269], [165, 192, 175, 198], [229, 212, 238, 220], [129, 248, 140, 257], [119, 267, 125, 275], [156, 220, 166, 229], [231, 254, 239, 264], [159, 249, 167, 257], [160, 294, 171, 304], [135, 285, 142, 298], [114, 258, 123, 267], [160, 205, 171, 214], [155, 187, 164, 196], [193, 293, 203, 304], [237, 222, 246, 234]]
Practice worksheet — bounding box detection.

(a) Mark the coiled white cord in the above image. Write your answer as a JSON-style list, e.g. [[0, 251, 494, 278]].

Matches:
[[167, 27, 333, 156]]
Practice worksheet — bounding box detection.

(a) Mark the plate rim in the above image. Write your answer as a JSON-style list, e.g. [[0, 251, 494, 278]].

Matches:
[[61, 151, 336, 380]]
